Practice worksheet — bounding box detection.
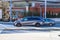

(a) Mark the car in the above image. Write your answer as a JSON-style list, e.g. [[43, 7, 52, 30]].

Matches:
[[41, 18, 55, 26], [14, 16, 44, 27]]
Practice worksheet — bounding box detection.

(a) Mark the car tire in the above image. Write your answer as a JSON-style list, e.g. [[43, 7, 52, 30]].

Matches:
[[35, 23, 40, 27], [16, 23, 22, 27]]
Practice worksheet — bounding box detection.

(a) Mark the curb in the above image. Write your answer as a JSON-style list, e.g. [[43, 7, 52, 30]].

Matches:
[[5, 27, 60, 30]]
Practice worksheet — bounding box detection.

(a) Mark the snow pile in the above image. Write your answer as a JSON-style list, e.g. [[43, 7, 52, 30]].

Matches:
[[49, 18, 60, 22], [0, 24, 6, 29]]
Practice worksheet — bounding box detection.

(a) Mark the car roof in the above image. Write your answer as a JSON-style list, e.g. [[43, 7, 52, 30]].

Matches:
[[24, 16, 43, 18]]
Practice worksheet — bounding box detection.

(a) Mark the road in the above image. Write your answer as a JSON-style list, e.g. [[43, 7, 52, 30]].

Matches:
[[0, 22, 60, 34]]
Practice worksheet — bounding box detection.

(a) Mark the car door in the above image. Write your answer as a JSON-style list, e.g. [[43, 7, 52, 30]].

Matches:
[[44, 19, 50, 25], [21, 18, 34, 25]]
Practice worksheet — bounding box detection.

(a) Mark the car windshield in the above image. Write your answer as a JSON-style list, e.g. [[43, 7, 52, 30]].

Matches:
[[22, 18, 28, 21], [44, 19, 51, 21], [21, 17, 41, 21]]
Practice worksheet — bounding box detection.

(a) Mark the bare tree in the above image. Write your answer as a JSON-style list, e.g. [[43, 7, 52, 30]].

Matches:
[[2, 1, 10, 21]]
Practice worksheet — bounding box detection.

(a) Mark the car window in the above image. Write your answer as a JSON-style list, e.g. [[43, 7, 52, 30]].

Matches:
[[24, 18, 28, 21], [22, 18, 32, 21], [31, 18, 41, 20], [44, 19, 50, 21], [22, 17, 41, 21], [22, 18, 28, 21], [28, 18, 32, 20]]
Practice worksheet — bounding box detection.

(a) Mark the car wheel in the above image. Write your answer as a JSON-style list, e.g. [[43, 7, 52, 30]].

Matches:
[[35, 23, 40, 27], [49, 23, 53, 26], [16, 23, 22, 27]]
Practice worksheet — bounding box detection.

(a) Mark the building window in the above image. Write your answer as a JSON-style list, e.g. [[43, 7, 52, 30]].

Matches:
[[13, 2, 27, 8], [47, 11, 60, 18], [12, 11, 24, 20]]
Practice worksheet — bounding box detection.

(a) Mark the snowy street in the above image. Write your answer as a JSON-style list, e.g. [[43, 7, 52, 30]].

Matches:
[[0, 23, 60, 39], [0, 21, 60, 34]]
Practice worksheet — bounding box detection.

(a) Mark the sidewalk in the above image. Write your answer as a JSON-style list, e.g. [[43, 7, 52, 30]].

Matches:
[[0, 32, 50, 40], [0, 21, 14, 25], [0, 31, 60, 40]]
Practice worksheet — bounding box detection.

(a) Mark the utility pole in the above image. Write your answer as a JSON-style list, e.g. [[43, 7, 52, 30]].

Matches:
[[40, 5, 42, 17], [25, 0, 29, 17], [45, 0, 47, 18], [32, 1, 35, 17], [9, 0, 12, 22]]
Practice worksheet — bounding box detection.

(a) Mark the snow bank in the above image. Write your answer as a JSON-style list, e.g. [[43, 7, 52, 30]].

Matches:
[[0, 32, 50, 40], [49, 18, 60, 22], [0, 31, 60, 40]]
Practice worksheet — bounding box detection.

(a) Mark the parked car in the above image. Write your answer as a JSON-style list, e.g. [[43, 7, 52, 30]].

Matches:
[[14, 16, 44, 27], [41, 18, 55, 26]]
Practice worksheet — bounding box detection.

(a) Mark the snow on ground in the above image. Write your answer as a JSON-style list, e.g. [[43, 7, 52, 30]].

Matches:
[[0, 24, 7, 33], [0, 32, 51, 40], [0, 24, 60, 34], [49, 18, 60, 22], [0, 31, 60, 40], [0, 23, 60, 30], [0, 24, 7, 29], [2, 24, 60, 30]]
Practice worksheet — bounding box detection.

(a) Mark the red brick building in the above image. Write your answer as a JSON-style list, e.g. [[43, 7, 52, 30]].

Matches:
[[9, 1, 60, 18]]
